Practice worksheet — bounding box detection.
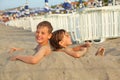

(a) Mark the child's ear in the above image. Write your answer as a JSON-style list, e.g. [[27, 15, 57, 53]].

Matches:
[[59, 41, 66, 48], [48, 33, 52, 39], [59, 41, 63, 46]]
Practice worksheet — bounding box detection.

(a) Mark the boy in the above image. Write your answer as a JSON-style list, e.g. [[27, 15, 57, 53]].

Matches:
[[9, 21, 53, 64]]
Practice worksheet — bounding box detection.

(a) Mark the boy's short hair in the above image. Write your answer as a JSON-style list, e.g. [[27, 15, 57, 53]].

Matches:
[[37, 21, 53, 33]]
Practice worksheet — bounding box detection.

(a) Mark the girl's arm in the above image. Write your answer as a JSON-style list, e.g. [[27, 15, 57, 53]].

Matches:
[[72, 42, 91, 51], [63, 47, 87, 58]]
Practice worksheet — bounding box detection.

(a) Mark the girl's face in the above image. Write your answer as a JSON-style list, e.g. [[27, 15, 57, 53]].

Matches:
[[59, 32, 72, 47], [35, 27, 51, 45]]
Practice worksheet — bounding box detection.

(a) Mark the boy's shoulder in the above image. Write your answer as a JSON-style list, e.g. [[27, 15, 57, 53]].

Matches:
[[40, 44, 51, 51], [41, 45, 50, 49]]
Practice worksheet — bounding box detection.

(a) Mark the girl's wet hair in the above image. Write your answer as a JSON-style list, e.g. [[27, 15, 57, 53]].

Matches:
[[37, 21, 53, 33], [50, 29, 66, 51]]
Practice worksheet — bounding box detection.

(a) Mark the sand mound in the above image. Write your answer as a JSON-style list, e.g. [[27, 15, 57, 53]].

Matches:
[[0, 24, 120, 80]]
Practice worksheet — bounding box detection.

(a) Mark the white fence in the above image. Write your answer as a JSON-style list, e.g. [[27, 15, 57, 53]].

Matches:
[[7, 6, 120, 43]]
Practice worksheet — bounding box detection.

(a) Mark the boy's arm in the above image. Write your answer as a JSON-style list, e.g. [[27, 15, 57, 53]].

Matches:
[[11, 47, 47, 64], [9, 47, 24, 54]]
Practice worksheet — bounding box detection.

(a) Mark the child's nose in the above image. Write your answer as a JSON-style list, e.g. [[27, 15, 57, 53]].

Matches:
[[38, 33, 42, 36]]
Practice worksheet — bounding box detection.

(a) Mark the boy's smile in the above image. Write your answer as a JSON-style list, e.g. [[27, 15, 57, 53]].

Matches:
[[35, 27, 51, 45]]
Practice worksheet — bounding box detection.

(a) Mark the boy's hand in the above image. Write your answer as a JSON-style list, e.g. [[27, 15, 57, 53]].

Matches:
[[8, 48, 17, 54], [10, 56, 18, 61], [8, 47, 23, 54]]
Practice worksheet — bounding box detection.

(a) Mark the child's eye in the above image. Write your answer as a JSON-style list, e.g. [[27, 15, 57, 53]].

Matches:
[[41, 32, 45, 35], [65, 34, 70, 37]]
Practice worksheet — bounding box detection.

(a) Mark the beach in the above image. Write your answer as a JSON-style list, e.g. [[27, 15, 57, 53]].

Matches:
[[0, 23, 120, 80]]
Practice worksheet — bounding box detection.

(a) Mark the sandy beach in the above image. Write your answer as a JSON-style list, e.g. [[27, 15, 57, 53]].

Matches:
[[0, 23, 120, 80]]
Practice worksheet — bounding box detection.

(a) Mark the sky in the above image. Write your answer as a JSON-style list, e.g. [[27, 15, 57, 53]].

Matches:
[[0, 0, 78, 10]]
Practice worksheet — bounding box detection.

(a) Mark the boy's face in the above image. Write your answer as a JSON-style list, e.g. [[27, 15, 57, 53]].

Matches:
[[59, 32, 72, 47], [35, 26, 51, 45]]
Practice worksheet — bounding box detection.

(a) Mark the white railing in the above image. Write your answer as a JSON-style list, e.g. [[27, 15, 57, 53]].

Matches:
[[6, 5, 120, 43]]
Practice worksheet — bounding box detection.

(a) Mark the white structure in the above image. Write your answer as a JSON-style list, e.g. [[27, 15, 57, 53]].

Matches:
[[97, 0, 102, 7], [24, 0, 30, 16], [19, 0, 30, 17], [108, 0, 116, 6], [45, 0, 49, 10], [116, 0, 120, 5], [113, 0, 116, 5], [6, 6, 120, 43], [65, 0, 71, 3], [79, 0, 83, 8]]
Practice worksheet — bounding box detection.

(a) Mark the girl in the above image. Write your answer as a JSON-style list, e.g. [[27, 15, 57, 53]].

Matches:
[[50, 29, 104, 58], [50, 29, 91, 58]]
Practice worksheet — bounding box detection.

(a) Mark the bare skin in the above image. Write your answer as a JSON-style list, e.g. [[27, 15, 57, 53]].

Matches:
[[50, 30, 92, 58], [8, 47, 24, 54], [72, 41, 92, 51], [59, 39, 92, 58], [95, 47, 105, 56], [8, 24, 52, 64], [10, 45, 51, 64], [63, 47, 88, 58]]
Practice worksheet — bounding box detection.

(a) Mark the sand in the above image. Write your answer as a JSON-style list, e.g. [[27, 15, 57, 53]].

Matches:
[[0, 23, 120, 80]]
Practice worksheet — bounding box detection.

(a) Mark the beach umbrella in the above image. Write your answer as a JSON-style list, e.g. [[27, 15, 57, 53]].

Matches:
[[63, 2, 72, 10]]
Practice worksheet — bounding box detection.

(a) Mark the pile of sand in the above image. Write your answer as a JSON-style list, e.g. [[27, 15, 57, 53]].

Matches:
[[0, 23, 120, 80]]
